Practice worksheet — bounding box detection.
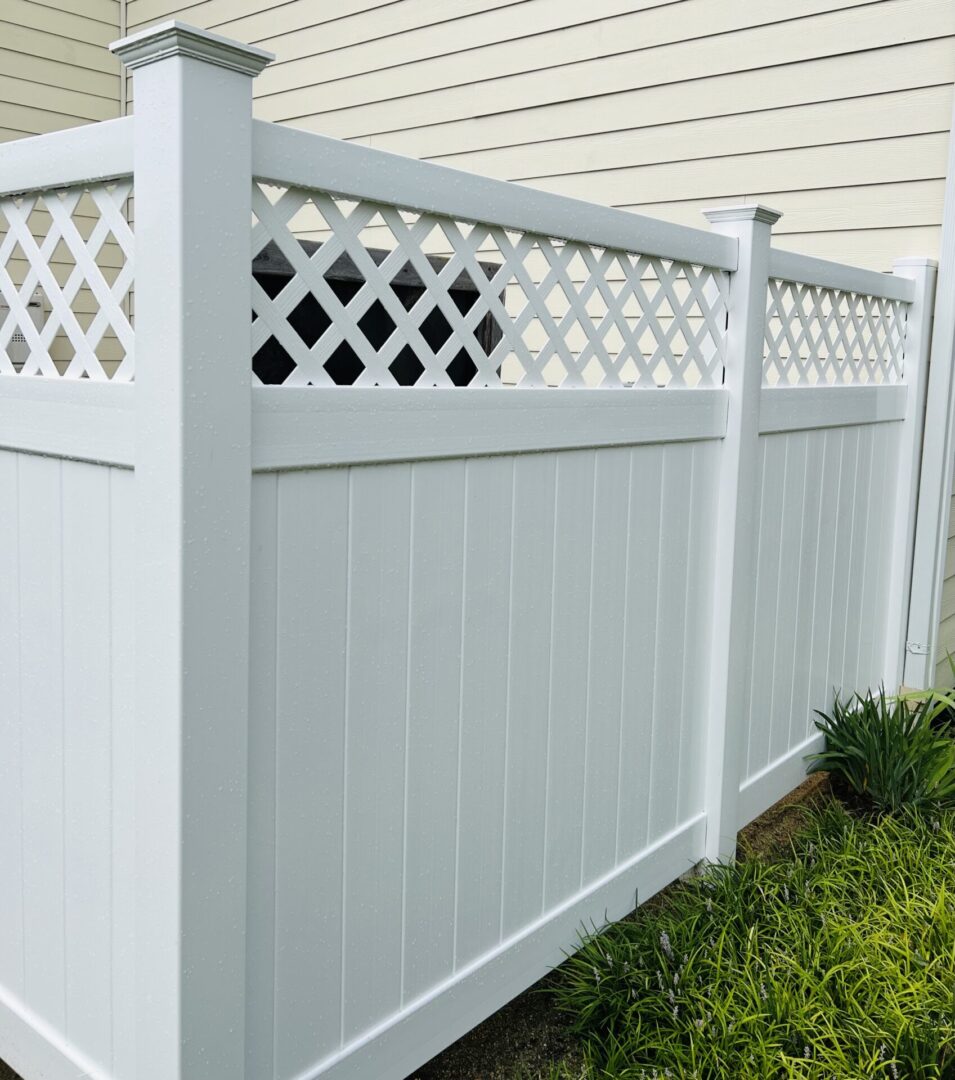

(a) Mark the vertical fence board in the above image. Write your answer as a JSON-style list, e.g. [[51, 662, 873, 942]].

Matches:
[[17, 454, 65, 1027], [868, 425, 900, 682], [619, 445, 664, 858], [542, 451, 594, 909], [454, 456, 513, 969], [402, 459, 466, 1004], [648, 444, 693, 842], [109, 467, 136, 1079], [247, 473, 278, 1080], [62, 461, 112, 1067], [275, 469, 349, 1066], [678, 443, 718, 824], [788, 432, 825, 751], [501, 454, 556, 938], [581, 447, 631, 885], [0, 452, 24, 996], [769, 434, 807, 766], [856, 427, 885, 690], [808, 429, 845, 721], [747, 437, 787, 778], [844, 425, 875, 694], [829, 428, 862, 696], [343, 464, 412, 1040]]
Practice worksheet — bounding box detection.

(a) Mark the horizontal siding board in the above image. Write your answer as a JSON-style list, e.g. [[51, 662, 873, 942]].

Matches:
[[0, 102, 92, 136], [255, 1, 953, 133], [252, 0, 878, 102], [0, 48, 119, 100], [769, 227, 943, 270], [519, 134, 948, 211], [358, 38, 955, 160], [430, 87, 951, 185], [6, 0, 118, 47], [937, 614, 955, 667], [0, 21, 121, 76], [234, 0, 677, 70], [127, 0, 335, 29], [0, 75, 119, 123], [30, 0, 119, 26], [619, 181, 946, 236]]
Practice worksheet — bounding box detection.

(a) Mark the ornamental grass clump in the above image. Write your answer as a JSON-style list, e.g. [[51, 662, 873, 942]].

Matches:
[[552, 805, 955, 1078], [807, 687, 955, 814]]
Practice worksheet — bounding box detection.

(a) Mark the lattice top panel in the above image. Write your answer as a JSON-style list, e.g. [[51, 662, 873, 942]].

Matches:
[[0, 181, 134, 380], [764, 279, 906, 387], [250, 182, 730, 388]]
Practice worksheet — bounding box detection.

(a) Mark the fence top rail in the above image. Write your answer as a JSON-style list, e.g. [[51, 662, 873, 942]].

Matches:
[[251, 119, 738, 272], [0, 117, 134, 199], [768, 247, 915, 305]]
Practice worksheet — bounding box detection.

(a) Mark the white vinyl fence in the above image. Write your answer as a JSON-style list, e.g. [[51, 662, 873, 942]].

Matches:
[[0, 22, 942, 1080]]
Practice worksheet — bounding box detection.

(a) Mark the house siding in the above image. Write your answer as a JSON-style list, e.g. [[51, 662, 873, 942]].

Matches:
[[125, 0, 955, 268], [0, 1, 122, 140]]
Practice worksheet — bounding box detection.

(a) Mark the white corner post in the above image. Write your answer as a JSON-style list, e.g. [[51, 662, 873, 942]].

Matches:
[[110, 23, 272, 1080], [904, 96, 955, 689], [883, 259, 937, 691], [700, 204, 781, 863]]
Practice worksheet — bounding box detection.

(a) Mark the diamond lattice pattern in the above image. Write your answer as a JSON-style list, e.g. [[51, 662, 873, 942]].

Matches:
[[251, 183, 730, 387], [0, 181, 134, 379], [764, 279, 906, 387]]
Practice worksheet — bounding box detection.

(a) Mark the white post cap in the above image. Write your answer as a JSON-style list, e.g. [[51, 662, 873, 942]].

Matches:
[[110, 20, 274, 75], [702, 204, 783, 226]]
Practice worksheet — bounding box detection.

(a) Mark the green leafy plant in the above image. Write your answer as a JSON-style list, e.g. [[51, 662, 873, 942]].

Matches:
[[552, 805, 955, 1078], [901, 653, 955, 733], [807, 687, 955, 814]]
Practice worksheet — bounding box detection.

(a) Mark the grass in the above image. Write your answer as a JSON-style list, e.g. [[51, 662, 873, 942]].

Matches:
[[549, 803, 955, 1079]]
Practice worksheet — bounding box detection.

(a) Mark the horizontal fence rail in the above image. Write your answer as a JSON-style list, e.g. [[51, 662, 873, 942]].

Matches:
[[0, 21, 941, 1080]]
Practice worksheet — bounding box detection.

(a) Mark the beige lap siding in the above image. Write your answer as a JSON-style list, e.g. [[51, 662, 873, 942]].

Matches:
[[0, 0, 122, 137], [125, 0, 955, 271]]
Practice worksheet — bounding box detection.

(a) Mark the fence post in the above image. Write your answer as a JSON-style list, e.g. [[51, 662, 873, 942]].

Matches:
[[883, 260, 937, 691], [700, 205, 781, 863], [110, 24, 272, 1080]]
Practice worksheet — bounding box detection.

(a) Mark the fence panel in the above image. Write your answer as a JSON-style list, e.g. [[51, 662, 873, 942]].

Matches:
[[0, 450, 135, 1079], [246, 433, 719, 1079]]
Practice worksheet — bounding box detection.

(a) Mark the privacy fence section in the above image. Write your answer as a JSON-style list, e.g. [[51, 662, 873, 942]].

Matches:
[[0, 22, 939, 1080]]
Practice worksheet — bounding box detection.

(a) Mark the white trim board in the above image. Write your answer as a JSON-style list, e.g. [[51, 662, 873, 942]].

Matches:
[[768, 248, 915, 304], [737, 732, 825, 828], [759, 385, 907, 433], [0, 377, 134, 467], [251, 386, 729, 470], [0, 117, 134, 198]]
